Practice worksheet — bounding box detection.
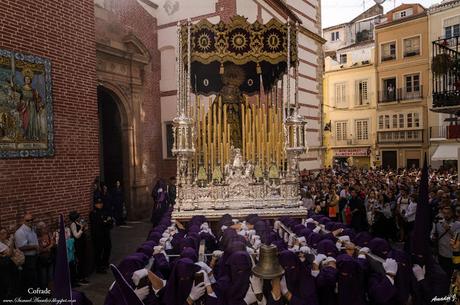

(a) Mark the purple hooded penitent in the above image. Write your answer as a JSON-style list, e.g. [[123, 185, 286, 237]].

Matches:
[[180, 246, 198, 262], [215, 251, 252, 305], [316, 239, 339, 258], [307, 232, 322, 248], [352, 231, 372, 247], [278, 250, 318, 305], [336, 254, 366, 305], [108, 264, 144, 305], [162, 258, 201, 305], [368, 238, 391, 259], [53, 214, 72, 304]]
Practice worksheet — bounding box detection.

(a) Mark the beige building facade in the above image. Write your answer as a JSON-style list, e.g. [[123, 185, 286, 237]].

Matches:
[[323, 43, 377, 168], [374, 4, 430, 169], [322, 5, 382, 168]]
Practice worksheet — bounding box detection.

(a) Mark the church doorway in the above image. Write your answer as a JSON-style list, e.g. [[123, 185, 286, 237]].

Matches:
[[97, 86, 124, 192]]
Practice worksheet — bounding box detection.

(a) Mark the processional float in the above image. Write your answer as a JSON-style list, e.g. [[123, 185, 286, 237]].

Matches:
[[172, 16, 308, 220]]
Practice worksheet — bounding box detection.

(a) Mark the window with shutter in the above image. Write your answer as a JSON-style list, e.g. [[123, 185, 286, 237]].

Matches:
[[356, 119, 369, 140], [382, 42, 396, 61], [336, 121, 348, 141], [404, 37, 420, 57], [357, 80, 369, 105], [335, 83, 347, 107]]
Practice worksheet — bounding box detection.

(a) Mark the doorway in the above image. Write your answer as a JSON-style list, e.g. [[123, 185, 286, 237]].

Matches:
[[98, 86, 124, 190], [382, 150, 397, 169]]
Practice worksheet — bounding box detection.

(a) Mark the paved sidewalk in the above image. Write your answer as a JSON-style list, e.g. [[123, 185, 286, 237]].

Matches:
[[76, 220, 152, 305]]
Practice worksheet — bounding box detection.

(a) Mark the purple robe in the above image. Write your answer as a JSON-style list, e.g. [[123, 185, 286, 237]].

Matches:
[[162, 258, 201, 305], [336, 254, 366, 305], [278, 250, 318, 305], [316, 266, 338, 305], [105, 264, 145, 305], [214, 251, 251, 305]]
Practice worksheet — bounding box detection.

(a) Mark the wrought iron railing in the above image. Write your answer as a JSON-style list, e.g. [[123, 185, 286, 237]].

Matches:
[[378, 86, 423, 103], [432, 36, 460, 108]]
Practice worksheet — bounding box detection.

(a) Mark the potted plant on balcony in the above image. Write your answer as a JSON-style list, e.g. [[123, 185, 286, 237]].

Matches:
[[432, 53, 452, 75]]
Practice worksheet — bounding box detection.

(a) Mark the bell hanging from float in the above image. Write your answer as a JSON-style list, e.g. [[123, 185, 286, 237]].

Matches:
[[252, 244, 284, 279]]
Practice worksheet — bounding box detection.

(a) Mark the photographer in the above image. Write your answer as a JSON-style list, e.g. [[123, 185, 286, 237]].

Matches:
[[431, 205, 460, 277]]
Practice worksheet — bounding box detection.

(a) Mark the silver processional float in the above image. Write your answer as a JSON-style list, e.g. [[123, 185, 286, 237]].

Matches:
[[171, 16, 308, 221]]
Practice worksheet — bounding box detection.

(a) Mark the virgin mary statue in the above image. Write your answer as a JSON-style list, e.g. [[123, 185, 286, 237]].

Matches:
[[216, 63, 245, 149]]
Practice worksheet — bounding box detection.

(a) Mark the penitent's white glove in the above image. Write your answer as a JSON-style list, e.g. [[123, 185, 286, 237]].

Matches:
[[274, 221, 281, 230], [314, 254, 327, 266], [288, 234, 296, 247], [243, 286, 258, 305], [289, 244, 300, 252], [189, 282, 206, 301], [253, 239, 262, 249], [195, 262, 213, 274], [322, 256, 336, 267], [250, 275, 263, 294], [338, 236, 350, 243], [134, 286, 150, 301], [299, 246, 311, 254], [280, 276, 288, 296], [358, 247, 370, 259], [336, 241, 343, 251], [212, 250, 223, 258], [131, 269, 148, 286], [153, 245, 163, 255], [412, 264, 425, 282], [313, 226, 321, 233], [159, 237, 168, 246], [297, 236, 306, 245], [383, 258, 398, 276]]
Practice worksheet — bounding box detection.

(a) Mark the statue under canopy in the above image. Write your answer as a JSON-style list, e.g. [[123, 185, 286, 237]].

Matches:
[[216, 63, 245, 149]]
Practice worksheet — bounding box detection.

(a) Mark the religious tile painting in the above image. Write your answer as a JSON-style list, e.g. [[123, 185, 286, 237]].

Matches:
[[0, 49, 54, 158]]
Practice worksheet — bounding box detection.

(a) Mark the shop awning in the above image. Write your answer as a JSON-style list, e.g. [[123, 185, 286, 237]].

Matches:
[[431, 143, 460, 161]]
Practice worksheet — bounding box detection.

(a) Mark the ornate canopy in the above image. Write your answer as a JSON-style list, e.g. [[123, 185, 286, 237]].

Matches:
[[181, 16, 298, 96]]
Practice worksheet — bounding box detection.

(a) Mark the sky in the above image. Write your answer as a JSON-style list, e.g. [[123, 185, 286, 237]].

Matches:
[[321, 0, 442, 28]]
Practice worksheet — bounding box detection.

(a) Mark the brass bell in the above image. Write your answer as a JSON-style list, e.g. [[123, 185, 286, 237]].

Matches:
[[252, 244, 284, 279]]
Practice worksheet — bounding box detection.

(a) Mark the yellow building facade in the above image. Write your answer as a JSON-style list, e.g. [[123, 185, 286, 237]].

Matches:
[[323, 43, 377, 168], [374, 4, 429, 169]]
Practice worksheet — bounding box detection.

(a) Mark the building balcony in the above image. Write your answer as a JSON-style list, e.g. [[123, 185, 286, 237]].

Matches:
[[432, 36, 460, 113], [378, 87, 423, 104], [377, 129, 423, 144], [430, 125, 460, 139]]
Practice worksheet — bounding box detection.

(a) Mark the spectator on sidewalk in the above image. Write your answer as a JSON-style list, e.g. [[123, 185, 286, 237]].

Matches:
[[14, 212, 39, 296], [36, 221, 56, 289], [69, 211, 89, 285]]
